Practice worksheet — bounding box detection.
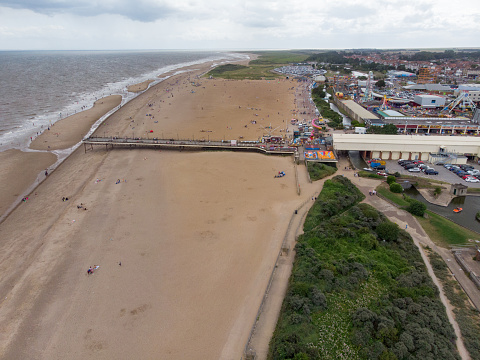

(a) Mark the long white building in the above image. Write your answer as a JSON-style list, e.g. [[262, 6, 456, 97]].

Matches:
[[333, 133, 480, 163]]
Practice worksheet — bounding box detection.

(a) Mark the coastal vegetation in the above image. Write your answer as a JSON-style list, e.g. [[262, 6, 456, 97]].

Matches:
[[426, 250, 480, 360], [306, 162, 337, 181], [206, 51, 309, 80], [268, 176, 459, 360]]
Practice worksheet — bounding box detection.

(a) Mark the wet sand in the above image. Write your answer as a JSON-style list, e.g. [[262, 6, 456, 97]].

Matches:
[[0, 59, 311, 359], [30, 95, 122, 151]]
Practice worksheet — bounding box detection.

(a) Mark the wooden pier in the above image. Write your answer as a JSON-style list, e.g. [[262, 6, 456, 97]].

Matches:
[[83, 136, 297, 156]]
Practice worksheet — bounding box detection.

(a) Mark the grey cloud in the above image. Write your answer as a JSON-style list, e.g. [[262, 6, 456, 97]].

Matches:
[[0, 0, 177, 22]]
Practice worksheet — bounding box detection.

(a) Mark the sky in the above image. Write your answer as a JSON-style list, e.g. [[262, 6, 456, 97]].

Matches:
[[0, 0, 479, 51]]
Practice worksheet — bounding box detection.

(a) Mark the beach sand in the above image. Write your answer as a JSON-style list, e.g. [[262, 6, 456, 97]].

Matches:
[[127, 80, 154, 93], [0, 149, 57, 217], [30, 95, 122, 151], [0, 61, 312, 359]]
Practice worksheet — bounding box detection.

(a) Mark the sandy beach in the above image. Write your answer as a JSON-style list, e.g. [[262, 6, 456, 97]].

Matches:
[[0, 149, 57, 217], [0, 59, 313, 359], [127, 80, 154, 93]]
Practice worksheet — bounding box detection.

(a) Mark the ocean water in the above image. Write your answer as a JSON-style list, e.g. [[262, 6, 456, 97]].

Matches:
[[0, 50, 247, 151]]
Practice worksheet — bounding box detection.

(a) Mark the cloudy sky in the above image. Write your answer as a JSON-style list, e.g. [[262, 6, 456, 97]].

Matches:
[[0, 0, 479, 50]]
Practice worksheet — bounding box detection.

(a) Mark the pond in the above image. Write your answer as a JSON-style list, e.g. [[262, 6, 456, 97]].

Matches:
[[404, 187, 480, 233]]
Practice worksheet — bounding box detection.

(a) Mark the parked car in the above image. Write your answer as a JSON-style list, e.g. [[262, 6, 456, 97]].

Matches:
[[377, 171, 388, 177], [467, 170, 480, 175], [424, 169, 438, 175], [465, 177, 480, 183], [462, 174, 471, 180], [408, 167, 421, 172], [404, 164, 417, 169]]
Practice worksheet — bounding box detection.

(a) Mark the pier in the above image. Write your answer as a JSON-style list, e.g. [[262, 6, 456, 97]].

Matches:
[[83, 136, 297, 155]]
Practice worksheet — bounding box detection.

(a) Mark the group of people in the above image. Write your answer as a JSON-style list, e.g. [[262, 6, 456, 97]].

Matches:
[[369, 190, 377, 196], [87, 265, 99, 275]]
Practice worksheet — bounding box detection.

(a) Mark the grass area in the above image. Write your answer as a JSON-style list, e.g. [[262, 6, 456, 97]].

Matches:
[[374, 182, 480, 247], [467, 187, 480, 193], [306, 162, 337, 181], [426, 250, 480, 360], [417, 210, 480, 247], [375, 183, 410, 207], [358, 170, 385, 179], [205, 50, 310, 80], [206, 64, 283, 80], [248, 51, 310, 65]]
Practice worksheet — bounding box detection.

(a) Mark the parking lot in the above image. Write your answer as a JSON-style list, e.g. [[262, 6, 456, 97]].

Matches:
[[383, 160, 480, 189]]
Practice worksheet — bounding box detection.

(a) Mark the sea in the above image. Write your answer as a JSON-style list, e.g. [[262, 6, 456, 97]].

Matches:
[[0, 50, 248, 152]]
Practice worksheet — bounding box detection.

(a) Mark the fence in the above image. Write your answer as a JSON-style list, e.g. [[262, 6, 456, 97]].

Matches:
[[454, 251, 480, 290]]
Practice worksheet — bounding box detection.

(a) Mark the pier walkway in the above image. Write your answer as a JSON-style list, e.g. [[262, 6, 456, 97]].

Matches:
[[83, 136, 297, 155]]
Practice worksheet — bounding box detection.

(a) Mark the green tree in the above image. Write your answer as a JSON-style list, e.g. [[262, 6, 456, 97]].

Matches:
[[367, 124, 399, 135], [387, 175, 396, 185], [406, 200, 427, 217], [390, 183, 403, 193], [376, 79, 386, 88], [433, 187, 442, 197]]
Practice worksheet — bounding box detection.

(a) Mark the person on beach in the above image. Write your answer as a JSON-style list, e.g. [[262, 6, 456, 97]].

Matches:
[[87, 267, 93, 275]]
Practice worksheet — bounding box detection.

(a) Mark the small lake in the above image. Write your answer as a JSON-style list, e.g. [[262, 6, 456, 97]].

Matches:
[[404, 187, 480, 233]]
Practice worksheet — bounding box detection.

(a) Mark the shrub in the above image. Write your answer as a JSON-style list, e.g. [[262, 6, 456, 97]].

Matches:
[[390, 182, 403, 193], [386, 175, 396, 184], [376, 222, 400, 242], [406, 200, 427, 217], [433, 187, 442, 197]]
